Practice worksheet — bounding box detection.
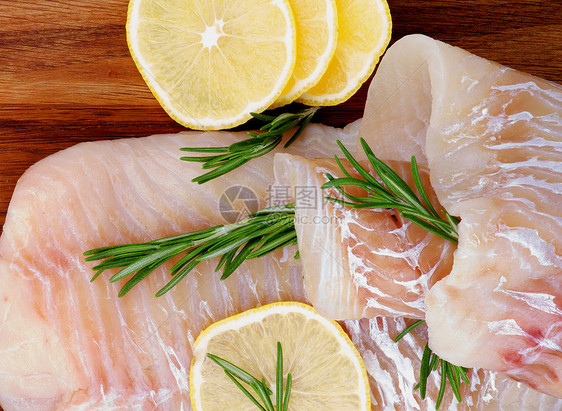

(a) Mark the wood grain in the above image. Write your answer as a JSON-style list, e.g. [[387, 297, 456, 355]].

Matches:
[[1, 0, 561, 230]]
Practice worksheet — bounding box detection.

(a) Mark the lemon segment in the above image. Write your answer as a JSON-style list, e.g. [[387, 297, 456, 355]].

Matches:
[[127, 0, 297, 130], [298, 0, 392, 106], [190, 301, 370, 410], [271, 0, 338, 108]]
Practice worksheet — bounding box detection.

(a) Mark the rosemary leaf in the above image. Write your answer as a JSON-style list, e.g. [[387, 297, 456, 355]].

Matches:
[[220, 238, 262, 280], [393, 320, 424, 343], [283, 107, 317, 148], [223, 370, 267, 411], [84, 243, 158, 260], [335, 140, 387, 191], [435, 361, 448, 409], [206, 354, 258, 386], [430, 353, 440, 371], [109, 243, 189, 283], [411, 156, 439, 218], [323, 175, 387, 198], [155, 258, 200, 297], [118, 259, 167, 297], [399, 211, 459, 243], [283, 374, 292, 411], [418, 343, 432, 399], [246, 226, 297, 259], [179, 146, 230, 153], [170, 244, 211, 276], [447, 364, 462, 402], [250, 112, 277, 122], [276, 342, 283, 410], [394, 321, 471, 409], [251, 381, 275, 411], [191, 156, 249, 184], [459, 367, 471, 385]]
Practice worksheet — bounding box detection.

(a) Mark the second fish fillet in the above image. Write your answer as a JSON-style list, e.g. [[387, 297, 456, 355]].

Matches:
[[360, 34, 562, 397], [273, 153, 455, 320]]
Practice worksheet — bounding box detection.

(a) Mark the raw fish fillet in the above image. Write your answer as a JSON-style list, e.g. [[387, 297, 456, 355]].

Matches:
[[0, 119, 560, 409], [274, 154, 455, 320], [0, 123, 358, 410], [360, 34, 562, 397]]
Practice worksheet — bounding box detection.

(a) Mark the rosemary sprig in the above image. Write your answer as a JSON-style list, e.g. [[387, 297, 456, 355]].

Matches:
[[321, 138, 460, 243], [394, 320, 470, 409], [181, 106, 319, 184], [84, 205, 297, 297], [207, 342, 292, 411]]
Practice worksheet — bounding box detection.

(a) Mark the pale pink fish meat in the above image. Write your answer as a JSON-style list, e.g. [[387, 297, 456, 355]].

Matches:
[[0, 117, 559, 409], [0, 123, 358, 410], [273, 154, 455, 320], [360, 34, 562, 397]]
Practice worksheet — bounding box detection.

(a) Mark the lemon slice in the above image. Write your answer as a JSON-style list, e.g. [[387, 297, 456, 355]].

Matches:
[[190, 301, 370, 410], [127, 0, 297, 130], [298, 0, 392, 106], [271, 0, 338, 108]]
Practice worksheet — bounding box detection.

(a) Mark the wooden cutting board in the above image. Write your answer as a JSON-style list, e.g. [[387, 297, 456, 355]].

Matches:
[[1, 0, 561, 229]]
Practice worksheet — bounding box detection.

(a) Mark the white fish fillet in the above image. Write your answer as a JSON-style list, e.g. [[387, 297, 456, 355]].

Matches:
[[273, 154, 455, 320], [0, 123, 357, 410], [3, 120, 558, 410], [360, 34, 562, 397]]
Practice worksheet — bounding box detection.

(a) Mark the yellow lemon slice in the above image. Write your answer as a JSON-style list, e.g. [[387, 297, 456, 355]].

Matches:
[[298, 0, 392, 106], [190, 301, 370, 410], [271, 0, 338, 108], [127, 0, 297, 130]]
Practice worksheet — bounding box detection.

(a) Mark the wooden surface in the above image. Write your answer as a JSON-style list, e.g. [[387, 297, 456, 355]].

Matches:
[[1, 0, 561, 229]]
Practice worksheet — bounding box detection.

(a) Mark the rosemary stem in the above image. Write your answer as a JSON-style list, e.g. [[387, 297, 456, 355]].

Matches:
[[393, 320, 424, 342], [276, 342, 283, 410]]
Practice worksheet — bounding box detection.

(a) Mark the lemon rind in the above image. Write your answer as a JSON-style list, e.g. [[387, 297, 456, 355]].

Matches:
[[270, 0, 339, 109], [297, 0, 392, 107]]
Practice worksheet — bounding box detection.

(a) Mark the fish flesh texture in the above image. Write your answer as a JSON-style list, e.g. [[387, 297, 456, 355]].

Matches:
[[273, 154, 455, 320], [0, 123, 358, 410], [360, 34, 562, 397], [343, 316, 562, 410]]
